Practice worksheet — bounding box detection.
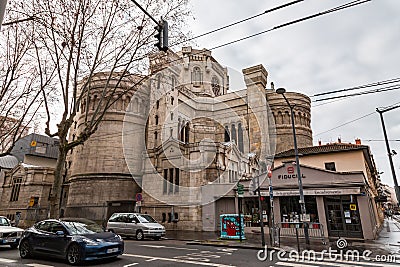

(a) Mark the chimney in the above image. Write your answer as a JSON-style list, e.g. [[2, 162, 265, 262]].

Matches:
[[355, 138, 361, 145], [318, 140, 322, 146], [338, 137, 341, 143]]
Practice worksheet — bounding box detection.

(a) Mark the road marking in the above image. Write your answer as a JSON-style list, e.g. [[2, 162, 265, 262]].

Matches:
[[26, 264, 55, 267], [146, 258, 158, 262], [139, 244, 198, 251], [123, 263, 139, 267], [276, 262, 319, 267], [139, 245, 166, 248], [290, 254, 399, 266], [0, 258, 17, 263], [123, 253, 235, 267]]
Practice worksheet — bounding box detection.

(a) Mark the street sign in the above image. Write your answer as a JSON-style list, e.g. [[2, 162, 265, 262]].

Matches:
[[267, 165, 272, 178], [135, 193, 143, 202], [237, 183, 244, 197], [350, 204, 357, 210]]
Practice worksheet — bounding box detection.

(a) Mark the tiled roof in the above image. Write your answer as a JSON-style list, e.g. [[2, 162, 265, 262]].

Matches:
[[0, 155, 19, 169], [275, 143, 369, 158]]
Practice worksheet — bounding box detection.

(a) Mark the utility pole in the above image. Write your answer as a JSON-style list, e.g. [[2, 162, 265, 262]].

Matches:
[[276, 88, 310, 246], [377, 104, 400, 206]]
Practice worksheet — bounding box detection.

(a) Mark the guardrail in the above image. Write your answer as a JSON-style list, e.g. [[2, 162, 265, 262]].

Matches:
[[273, 222, 326, 249]]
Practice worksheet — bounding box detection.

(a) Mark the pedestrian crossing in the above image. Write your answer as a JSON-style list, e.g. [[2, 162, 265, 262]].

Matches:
[[268, 253, 400, 267]]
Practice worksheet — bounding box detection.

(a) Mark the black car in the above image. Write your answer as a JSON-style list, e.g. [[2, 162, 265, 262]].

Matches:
[[19, 218, 124, 265]]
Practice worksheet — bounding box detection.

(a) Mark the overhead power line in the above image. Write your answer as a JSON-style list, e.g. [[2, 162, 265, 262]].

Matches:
[[311, 77, 400, 98], [170, 0, 305, 47], [314, 101, 400, 137], [207, 0, 371, 51], [313, 84, 400, 102]]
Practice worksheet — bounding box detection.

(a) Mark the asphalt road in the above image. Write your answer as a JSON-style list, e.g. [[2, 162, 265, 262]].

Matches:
[[0, 239, 264, 267], [1, 238, 400, 267]]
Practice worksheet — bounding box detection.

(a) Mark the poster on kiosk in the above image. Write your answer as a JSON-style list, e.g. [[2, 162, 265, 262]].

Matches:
[[220, 214, 245, 239]]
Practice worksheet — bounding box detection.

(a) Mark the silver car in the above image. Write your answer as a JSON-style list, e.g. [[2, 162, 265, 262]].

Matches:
[[106, 213, 165, 240], [0, 216, 24, 248]]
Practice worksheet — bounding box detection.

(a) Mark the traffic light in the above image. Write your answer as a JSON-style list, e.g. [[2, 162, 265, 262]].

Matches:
[[154, 20, 168, 52]]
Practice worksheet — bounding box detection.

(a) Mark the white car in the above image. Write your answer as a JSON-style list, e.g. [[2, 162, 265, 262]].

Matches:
[[0, 216, 24, 248]]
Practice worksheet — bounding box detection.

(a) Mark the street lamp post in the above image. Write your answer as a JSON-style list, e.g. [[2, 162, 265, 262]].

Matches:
[[376, 105, 400, 206], [276, 88, 310, 246]]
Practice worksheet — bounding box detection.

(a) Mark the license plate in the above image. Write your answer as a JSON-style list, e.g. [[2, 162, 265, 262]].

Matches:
[[107, 248, 118, 253]]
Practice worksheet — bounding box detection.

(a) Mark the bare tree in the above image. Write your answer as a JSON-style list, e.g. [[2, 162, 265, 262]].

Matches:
[[4, 0, 192, 217], [0, 17, 46, 155]]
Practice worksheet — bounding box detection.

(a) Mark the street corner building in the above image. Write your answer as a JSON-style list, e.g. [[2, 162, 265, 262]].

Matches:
[[271, 140, 385, 240], [59, 46, 313, 231]]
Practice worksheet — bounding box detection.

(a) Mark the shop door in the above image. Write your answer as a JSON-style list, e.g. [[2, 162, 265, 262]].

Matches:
[[324, 195, 363, 238]]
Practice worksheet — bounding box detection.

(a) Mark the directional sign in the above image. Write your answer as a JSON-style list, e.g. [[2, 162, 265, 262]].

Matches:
[[237, 183, 244, 197]]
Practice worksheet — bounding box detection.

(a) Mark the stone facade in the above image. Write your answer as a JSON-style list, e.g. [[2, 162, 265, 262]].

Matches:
[[64, 47, 313, 230]]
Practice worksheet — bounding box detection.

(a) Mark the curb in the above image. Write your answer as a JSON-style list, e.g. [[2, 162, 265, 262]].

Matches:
[[185, 240, 283, 251]]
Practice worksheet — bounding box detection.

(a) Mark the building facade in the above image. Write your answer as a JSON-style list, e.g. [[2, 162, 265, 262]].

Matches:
[[271, 141, 384, 240], [0, 133, 59, 227], [62, 47, 312, 230]]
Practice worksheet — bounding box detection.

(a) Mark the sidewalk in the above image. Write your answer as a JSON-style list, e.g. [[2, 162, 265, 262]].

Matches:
[[165, 218, 400, 257]]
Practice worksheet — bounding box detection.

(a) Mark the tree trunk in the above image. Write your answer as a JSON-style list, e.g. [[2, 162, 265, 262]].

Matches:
[[49, 143, 67, 218]]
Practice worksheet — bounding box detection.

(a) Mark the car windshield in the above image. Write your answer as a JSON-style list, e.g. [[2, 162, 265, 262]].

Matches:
[[63, 221, 104, 235], [137, 214, 157, 223], [0, 217, 10, 226]]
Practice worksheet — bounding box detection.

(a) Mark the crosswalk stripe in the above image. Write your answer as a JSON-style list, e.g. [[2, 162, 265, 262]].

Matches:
[[289, 254, 399, 266], [26, 264, 55, 267], [0, 258, 17, 263], [276, 261, 319, 267]]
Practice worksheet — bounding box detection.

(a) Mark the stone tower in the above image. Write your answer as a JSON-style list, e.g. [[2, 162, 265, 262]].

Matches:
[[267, 91, 312, 154], [64, 72, 148, 221]]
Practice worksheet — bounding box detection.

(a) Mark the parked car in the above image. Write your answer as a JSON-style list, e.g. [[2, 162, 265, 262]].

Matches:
[[19, 218, 124, 265], [0, 216, 24, 249], [106, 213, 165, 240]]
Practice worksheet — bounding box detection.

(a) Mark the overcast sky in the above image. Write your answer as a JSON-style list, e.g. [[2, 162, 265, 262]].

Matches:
[[186, 0, 400, 187]]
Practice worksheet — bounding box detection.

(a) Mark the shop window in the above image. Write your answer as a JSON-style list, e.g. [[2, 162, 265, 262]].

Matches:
[[325, 162, 336, 171], [280, 196, 319, 225], [168, 213, 172, 223], [162, 213, 166, 223]]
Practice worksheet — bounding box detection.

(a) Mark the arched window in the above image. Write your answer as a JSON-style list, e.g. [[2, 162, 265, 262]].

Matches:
[[192, 67, 202, 86], [155, 115, 159, 125], [211, 76, 220, 96], [231, 124, 237, 144], [184, 123, 190, 143], [171, 97, 174, 105], [156, 74, 161, 89], [156, 100, 159, 109], [171, 76, 176, 91], [224, 126, 230, 142], [238, 123, 244, 152]]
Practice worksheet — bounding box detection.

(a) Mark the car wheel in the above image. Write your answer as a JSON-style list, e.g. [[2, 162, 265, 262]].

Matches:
[[10, 243, 18, 249], [66, 244, 82, 265], [153, 237, 160, 241], [19, 240, 31, 259], [136, 230, 144, 241]]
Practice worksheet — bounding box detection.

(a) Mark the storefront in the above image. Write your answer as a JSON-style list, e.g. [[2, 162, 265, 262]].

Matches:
[[269, 162, 380, 240]]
